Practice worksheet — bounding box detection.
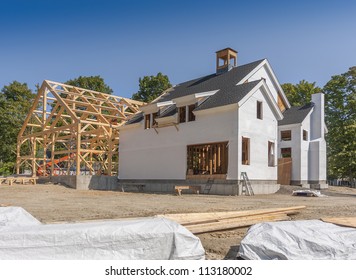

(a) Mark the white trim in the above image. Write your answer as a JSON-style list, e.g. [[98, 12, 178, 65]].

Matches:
[[238, 59, 291, 109], [238, 80, 283, 120], [194, 90, 219, 98], [157, 100, 174, 107]]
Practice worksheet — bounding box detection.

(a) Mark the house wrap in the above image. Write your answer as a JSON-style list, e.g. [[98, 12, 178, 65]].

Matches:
[[119, 48, 327, 195]]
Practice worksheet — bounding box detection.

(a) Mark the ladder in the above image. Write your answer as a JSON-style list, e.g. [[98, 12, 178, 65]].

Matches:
[[203, 178, 214, 194], [240, 172, 254, 196]]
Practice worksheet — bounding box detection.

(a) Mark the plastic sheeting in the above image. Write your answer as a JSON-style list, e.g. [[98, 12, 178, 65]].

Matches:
[[0, 207, 205, 260], [238, 220, 356, 260], [0, 207, 41, 230]]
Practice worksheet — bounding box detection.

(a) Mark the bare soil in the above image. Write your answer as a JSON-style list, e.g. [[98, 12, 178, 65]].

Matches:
[[1, 183, 356, 259]]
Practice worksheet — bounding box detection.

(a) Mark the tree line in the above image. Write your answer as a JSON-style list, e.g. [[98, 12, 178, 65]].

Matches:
[[0, 69, 354, 186]]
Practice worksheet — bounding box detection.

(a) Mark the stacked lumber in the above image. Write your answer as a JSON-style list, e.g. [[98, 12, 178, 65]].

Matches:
[[321, 217, 356, 228], [158, 206, 306, 234]]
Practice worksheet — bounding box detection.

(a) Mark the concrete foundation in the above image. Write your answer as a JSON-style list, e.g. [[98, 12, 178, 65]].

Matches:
[[291, 180, 328, 190], [119, 179, 279, 195], [49, 175, 119, 190]]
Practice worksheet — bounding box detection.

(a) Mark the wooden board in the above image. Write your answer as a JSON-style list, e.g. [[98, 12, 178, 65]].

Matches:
[[321, 217, 356, 228], [158, 206, 306, 225], [277, 158, 292, 185], [186, 213, 290, 234]]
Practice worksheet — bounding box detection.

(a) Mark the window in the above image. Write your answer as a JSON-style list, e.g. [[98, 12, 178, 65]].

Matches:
[[303, 130, 308, 141], [179, 106, 186, 123], [268, 141, 275, 166], [281, 130, 291, 141], [144, 114, 150, 129], [242, 137, 250, 165], [257, 101, 263, 119], [281, 147, 292, 158], [152, 112, 158, 127], [188, 104, 196, 122], [187, 142, 228, 175]]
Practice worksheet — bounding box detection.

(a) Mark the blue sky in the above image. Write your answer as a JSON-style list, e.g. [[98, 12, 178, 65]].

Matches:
[[0, 0, 355, 98]]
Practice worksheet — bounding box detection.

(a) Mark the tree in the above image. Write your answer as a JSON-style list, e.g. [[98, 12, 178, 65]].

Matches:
[[132, 72, 171, 103], [323, 67, 356, 185], [0, 81, 35, 175], [65, 75, 113, 94], [281, 80, 322, 106]]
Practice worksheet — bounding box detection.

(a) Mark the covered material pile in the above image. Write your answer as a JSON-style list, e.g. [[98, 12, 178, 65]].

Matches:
[[0, 207, 205, 260], [238, 220, 356, 260]]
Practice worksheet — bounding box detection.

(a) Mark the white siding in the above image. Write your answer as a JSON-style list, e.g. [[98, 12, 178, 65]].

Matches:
[[119, 106, 239, 180], [238, 88, 278, 180], [278, 124, 301, 181], [248, 65, 279, 103]]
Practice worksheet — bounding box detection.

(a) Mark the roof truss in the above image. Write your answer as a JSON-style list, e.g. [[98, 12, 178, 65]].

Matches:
[[16, 80, 145, 177]]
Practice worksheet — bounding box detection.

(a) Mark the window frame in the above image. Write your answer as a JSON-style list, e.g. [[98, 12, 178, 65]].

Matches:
[[257, 101, 263, 120], [179, 106, 186, 123], [144, 114, 151, 129], [187, 142, 228, 175], [268, 141, 275, 167], [241, 137, 250, 165], [281, 130, 292, 141], [281, 147, 292, 158]]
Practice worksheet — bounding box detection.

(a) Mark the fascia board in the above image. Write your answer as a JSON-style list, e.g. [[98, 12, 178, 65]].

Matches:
[[237, 59, 266, 85]]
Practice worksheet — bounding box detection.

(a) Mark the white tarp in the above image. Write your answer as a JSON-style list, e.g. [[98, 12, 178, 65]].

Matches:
[[238, 220, 356, 260], [0, 207, 41, 230], [0, 207, 205, 260]]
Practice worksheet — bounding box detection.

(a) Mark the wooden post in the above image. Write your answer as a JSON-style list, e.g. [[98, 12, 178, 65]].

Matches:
[[76, 123, 81, 176], [32, 138, 36, 176], [107, 126, 113, 176], [16, 139, 21, 174], [50, 133, 55, 176]]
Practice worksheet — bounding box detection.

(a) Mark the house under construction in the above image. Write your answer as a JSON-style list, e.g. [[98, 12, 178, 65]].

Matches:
[[16, 80, 144, 189]]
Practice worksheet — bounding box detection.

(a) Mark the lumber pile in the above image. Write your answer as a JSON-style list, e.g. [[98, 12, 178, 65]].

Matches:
[[321, 217, 356, 229], [158, 206, 306, 234]]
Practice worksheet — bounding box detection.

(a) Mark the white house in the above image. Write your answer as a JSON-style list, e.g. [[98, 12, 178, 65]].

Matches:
[[118, 48, 327, 195], [278, 93, 328, 189]]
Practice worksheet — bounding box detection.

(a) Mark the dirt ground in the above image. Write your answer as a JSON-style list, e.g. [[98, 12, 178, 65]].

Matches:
[[1, 183, 356, 259]]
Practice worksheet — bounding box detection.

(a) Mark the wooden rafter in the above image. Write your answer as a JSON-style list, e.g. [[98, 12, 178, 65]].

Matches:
[[16, 80, 145, 177]]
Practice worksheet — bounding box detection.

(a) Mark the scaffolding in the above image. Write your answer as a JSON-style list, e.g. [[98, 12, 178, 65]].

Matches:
[[16, 80, 145, 177]]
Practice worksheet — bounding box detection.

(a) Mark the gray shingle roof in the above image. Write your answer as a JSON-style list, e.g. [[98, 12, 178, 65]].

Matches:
[[194, 80, 261, 111], [278, 103, 314, 125], [154, 59, 265, 103], [158, 104, 177, 118], [125, 112, 143, 125]]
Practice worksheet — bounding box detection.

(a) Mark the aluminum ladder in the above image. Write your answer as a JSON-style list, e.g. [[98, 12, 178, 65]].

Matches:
[[240, 172, 254, 196]]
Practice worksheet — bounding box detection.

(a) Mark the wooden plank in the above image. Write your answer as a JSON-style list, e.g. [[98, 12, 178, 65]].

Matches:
[[186, 213, 290, 234], [159, 206, 306, 225], [321, 217, 356, 228]]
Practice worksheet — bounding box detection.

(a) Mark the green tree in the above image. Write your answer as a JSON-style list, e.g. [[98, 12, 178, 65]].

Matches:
[[323, 67, 356, 185], [132, 72, 171, 103], [0, 81, 35, 175], [282, 80, 322, 106], [65, 75, 113, 94]]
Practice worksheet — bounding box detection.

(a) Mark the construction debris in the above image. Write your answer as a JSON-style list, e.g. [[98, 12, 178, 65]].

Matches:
[[321, 217, 356, 228], [292, 189, 326, 197], [158, 206, 305, 234], [238, 220, 356, 260], [0, 207, 205, 260]]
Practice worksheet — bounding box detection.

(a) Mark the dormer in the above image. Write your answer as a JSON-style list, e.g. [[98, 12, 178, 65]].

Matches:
[[216, 47, 237, 74]]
